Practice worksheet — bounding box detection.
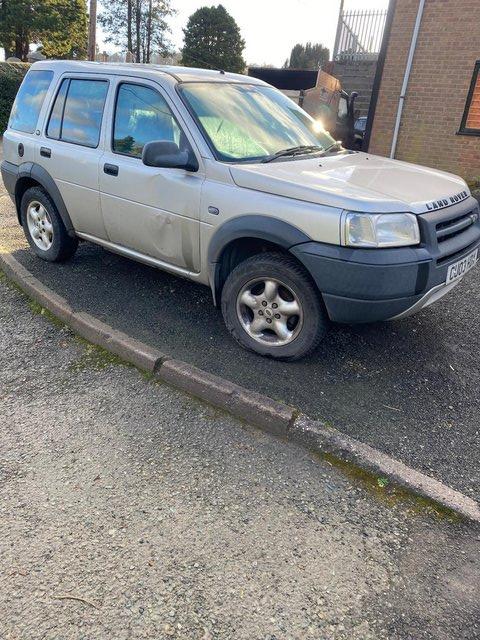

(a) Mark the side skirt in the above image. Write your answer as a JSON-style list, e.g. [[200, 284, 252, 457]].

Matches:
[[76, 232, 205, 282]]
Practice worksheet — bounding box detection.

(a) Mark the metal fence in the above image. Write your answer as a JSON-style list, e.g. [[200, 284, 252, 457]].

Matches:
[[333, 8, 387, 60]]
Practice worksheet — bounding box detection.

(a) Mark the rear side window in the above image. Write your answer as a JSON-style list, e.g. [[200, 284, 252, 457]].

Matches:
[[46, 79, 69, 140], [113, 83, 181, 157], [47, 78, 108, 147], [9, 70, 53, 133]]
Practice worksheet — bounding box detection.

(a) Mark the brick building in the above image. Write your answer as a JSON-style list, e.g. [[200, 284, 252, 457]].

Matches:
[[366, 0, 480, 184]]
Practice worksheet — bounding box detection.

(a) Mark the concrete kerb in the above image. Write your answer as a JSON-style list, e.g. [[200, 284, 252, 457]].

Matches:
[[0, 251, 74, 324], [1, 250, 479, 524], [0, 252, 167, 374], [289, 415, 480, 523], [156, 359, 295, 437]]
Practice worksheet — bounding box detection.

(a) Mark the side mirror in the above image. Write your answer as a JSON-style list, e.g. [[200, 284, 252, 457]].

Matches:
[[142, 140, 199, 172]]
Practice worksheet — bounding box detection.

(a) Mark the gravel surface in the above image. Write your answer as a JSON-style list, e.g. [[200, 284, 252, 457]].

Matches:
[[1, 274, 480, 639], [1, 177, 479, 500]]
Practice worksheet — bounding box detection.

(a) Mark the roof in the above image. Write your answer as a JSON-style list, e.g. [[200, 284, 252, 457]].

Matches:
[[31, 60, 267, 85]]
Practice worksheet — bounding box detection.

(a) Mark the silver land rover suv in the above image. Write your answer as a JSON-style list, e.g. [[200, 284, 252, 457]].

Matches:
[[2, 61, 479, 360]]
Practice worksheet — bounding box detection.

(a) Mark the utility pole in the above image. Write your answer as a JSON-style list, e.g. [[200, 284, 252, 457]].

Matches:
[[146, 0, 153, 63], [127, 0, 133, 60], [88, 0, 97, 61], [333, 0, 344, 60], [135, 0, 141, 62]]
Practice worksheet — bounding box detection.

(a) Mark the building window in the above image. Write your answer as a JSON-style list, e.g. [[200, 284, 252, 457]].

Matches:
[[459, 61, 480, 136]]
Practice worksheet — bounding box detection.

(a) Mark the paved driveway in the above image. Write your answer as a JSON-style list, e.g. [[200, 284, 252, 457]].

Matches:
[[0, 168, 479, 500]]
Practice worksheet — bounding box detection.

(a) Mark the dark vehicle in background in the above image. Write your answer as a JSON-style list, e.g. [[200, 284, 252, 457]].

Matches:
[[354, 116, 367, 150], [248, 67, 358, 149]]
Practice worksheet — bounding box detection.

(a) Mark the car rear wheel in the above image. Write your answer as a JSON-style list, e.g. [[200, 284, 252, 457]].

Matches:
[[221, 252, 328, 360], [20, 187, 78, 262]]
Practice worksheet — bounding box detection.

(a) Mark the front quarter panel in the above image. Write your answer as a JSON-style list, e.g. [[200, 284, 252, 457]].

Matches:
[[200, 161, 342, 279]]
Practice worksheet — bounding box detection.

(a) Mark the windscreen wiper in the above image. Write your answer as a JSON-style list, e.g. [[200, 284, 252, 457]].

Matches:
[[318, 141, 344, 156], [262, 145, 324, 163]]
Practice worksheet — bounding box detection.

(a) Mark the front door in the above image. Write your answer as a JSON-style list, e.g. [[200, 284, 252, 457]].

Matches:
[[99, 79, 203, 273]]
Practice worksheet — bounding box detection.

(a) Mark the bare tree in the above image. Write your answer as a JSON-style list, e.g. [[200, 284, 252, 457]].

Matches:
[[99, 0, 173, 64]]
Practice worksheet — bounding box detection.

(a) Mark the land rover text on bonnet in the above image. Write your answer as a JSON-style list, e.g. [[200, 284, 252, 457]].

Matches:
[[2, 62, 479, 360]]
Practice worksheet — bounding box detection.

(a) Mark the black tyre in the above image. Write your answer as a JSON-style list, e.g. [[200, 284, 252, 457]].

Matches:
[[20, 186, 78, 262], [221, 252, 328, 360]]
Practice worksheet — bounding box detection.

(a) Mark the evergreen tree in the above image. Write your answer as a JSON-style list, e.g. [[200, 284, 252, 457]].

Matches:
[[286, 42, 330, 70], [0, 0, 32, 59], [38, 0, 87, 59], [181, 5, 245, 73], [0, 0, 87, 61]]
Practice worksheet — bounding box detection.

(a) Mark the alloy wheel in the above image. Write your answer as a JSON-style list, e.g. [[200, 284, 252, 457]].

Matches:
[[26, 200, 54, 251], [236, 277, 304, 346]]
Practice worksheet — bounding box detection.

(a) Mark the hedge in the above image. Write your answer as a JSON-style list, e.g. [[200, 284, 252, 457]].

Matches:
[[0, 62, 30, 134]]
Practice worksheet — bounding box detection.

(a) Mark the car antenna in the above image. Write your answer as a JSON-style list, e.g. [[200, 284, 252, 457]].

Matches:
[[181, 52, 226, 74]]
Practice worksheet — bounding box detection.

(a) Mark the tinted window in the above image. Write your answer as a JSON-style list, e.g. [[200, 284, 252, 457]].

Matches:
[[113, 83, 181, 157], [10, 70, 53, 133], [46, 78, 69, 139], [47, 79, 108, 147]]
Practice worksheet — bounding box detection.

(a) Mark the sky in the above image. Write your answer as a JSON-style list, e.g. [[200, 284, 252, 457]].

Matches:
[[98, 0, 389, 67]]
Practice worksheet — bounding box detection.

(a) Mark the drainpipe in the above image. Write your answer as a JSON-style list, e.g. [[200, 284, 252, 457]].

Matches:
[[390, 0, 425, 158]]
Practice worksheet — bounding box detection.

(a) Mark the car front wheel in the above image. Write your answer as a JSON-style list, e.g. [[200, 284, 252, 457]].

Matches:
[[221, 252, 328, 360]]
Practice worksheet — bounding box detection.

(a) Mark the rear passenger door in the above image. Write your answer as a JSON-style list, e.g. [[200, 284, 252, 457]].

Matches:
[[99, 78, 203, 273], [38, 74, 110, 239]]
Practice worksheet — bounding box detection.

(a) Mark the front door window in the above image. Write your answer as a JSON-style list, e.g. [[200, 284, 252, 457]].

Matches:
[[113, 83, 181, 157]]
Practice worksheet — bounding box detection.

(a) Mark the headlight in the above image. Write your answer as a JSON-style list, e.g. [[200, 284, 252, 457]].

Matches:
[[344, 212, 420, 248]]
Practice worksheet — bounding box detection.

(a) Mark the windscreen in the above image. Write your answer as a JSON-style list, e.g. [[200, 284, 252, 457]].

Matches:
[[179, 82, 336, 162]]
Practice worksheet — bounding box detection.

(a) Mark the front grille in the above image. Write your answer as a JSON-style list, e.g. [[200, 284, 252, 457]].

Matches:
[[419, 197, 480, 265], [436, 209, 477, 243]]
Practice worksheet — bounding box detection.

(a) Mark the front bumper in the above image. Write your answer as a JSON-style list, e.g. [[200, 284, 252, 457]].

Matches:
[[291, 197, 480, 323]]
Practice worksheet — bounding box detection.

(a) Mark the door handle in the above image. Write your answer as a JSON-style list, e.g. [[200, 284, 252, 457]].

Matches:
[[40, 147, 51, 158], [103, 163, 119, 176]]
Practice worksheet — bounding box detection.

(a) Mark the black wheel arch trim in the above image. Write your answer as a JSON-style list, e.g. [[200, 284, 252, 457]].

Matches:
[[11, 162, 75, 236], [208, 215, 312, 305]]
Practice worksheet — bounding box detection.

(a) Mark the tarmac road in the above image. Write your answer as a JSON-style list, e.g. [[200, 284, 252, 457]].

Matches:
[[1, 271, 480, 640], [0, 168, 479, 501]]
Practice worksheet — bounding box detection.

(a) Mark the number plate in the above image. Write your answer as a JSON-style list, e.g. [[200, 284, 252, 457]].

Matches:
[[446, 249, 478, 284]]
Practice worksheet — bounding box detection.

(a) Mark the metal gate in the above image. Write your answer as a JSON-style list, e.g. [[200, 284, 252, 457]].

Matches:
[[333, 6, 387, 60]]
